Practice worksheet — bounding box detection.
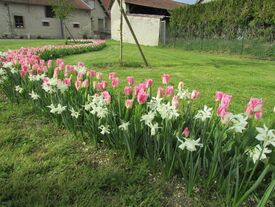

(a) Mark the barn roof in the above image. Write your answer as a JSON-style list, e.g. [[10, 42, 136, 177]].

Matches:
[[3, 0, 91, 10], [109, 0, 184, 10]]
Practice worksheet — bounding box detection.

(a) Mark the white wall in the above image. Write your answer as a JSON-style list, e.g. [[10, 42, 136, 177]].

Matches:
[[0, 2, 92, 39], [111, 0, 161, 46]]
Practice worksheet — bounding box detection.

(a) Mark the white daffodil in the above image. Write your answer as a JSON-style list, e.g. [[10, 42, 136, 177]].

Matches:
[[99, 125, 110, 135], [177, 89, 191, 100], [84, 103, 93, 111], [229, 114, 248, 133], [177, 137, 203, 152], [55, 104, 67, 114], [42, 84, 55, 94], [195, 105, 212, 121], [148, 122, 161, 136], [70, 108, 80, 119], [3, 62, 13, 69], [141, 111, 156, 126], [57, 82, 69, 93], [119, 121, 130, 131], [96, 107, 108, 119], [10, 67, 17, 74], [48, 78, 58, 86], [47, 104, 57, 114], [256, 125, 275, 147], [157, 102, 179, 120], [15, 85, 23, 94], [0, 52, 6, 58], [248, 144, 271, 163], [0, 68, 6, 76], [29, 90, 40, 100], [75, 65, 87, 74], [147, 97, 163, 111]]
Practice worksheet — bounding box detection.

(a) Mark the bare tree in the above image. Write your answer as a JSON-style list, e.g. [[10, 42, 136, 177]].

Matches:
[[49, 0, 74, 39]]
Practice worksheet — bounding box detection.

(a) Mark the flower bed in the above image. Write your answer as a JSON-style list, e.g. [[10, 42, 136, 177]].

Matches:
[[65, 39, 98, 44], [0, 48, 274, 206], [39, 39, 106, 60]]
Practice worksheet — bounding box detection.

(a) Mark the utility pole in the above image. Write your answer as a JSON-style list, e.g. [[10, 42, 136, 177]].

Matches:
[[119, 0, 123, 65], [116, 0, 148, 67]]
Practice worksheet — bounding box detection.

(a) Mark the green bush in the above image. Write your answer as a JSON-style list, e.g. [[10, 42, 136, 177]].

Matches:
[[170, 0, 275, 41]]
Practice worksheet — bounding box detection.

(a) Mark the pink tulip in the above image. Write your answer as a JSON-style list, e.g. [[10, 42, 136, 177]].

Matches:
[[89, 70, 96, 77], [157, 87, 164, 98], [137, 91, 149, 104], [134, 83, 146, 97], [42, 66, 47, 72], [162, 74, 170, 85], [127, 76, 135, 86], [182, 127, 190, 137], [53, 68, 59, 79], [125, 99, 133, 109], [82, 79, 89, 88], [245, 98, 263, 119], [47, 60, 52, 68], [145, 79, 153, 88], [96, 82, 103, 91], [28, 70, 34, 76], [165, 86, 174, 97], [63, 78, 71, 86], [96, 72, 102, 80], [43, 77, 49, 84], [77, 72, 83, 81], [178, 81, 184, 90], [111, 78, 120, 88], [77, 62, 84, 67], [191, 90, 199, 100], [215, 91, 224, 101], [102, 91, 111, 105], [221, 111, 232, 124], [101, 80, 108, 89], [75, 80, 82, 90], [124, 86, 132, 96], [108, 72, 116, 80], [172, 96, 179, 109], [217, 94, 232, 116]]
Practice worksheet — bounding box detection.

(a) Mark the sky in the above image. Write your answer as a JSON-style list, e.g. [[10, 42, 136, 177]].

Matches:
[[175, 0, 196, 4]]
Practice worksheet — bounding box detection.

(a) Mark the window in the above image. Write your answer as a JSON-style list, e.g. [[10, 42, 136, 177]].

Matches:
[[42, 21, 50, 26], [45, 6, 55, 18], [73, 23, 80, 28], [98, 18, 104, 32], [14, 16, 24, 28]]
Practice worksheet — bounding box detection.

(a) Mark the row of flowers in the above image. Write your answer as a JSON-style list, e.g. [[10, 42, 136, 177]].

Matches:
[[0, 47, 274, 206], [65, 39, 99, 45]]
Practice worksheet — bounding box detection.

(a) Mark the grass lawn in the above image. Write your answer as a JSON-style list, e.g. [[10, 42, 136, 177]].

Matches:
[[1, 39, 275, 206], [0, 39, 65, 51], [64, 41, 275, 122], [0, 95, 219, 207]]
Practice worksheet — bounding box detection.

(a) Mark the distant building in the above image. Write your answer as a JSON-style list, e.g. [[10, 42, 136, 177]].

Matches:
[[110, 0, 184, 46], [83, 0, 111, 38], [0, 0, 110, 39]]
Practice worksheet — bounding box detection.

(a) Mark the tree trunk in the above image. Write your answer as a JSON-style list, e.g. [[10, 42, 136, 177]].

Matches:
[[119, 0, 123, 65], [60, 19, 64, 39]]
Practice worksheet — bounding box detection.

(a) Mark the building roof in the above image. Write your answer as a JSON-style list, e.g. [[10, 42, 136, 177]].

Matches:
[[125, 0, 183, 10], [3, 0, 91, 10], [109, 0, 184, 10]]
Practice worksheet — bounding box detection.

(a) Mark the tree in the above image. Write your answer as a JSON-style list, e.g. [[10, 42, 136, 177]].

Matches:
[[50, 0, 74, 39]]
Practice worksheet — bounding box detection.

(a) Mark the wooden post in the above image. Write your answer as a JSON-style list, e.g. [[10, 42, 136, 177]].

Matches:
[[119, 0, 123, 65], [116, 0, 149, 67]]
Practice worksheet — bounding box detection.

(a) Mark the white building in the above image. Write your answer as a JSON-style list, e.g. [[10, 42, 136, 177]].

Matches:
[[0, 0, 111, 39], [110, 0, 183, 46], [0, 0, 93, 39]]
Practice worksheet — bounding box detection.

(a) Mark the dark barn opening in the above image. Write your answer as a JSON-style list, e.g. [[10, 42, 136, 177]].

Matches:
[[127, 3, 170, 16]]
